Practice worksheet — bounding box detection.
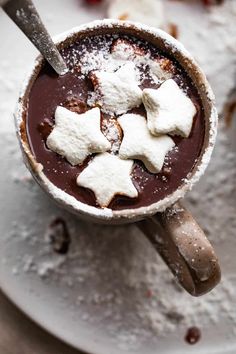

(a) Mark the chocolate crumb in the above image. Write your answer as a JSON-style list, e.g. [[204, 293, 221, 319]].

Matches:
[[64, 97, 88, 114], [166, 310, 184, 323], [118, 13, 129, 21], [162, 166, 172, 176], [159, 58, 175, 73], [168, 23, 179, 39], [89, 71, 99, 89], [223, 91, 236, 128], [38, 119, 53, 140], [73, 64, 81, 73], [46, 217, 71, 254], [185, 326, 201, 345]]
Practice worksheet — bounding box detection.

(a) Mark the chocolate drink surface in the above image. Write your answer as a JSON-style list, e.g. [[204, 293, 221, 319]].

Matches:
[[26, 33, 204, 210]]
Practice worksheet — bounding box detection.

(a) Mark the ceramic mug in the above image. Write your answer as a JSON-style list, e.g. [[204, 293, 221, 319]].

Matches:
[[15, 20, 221, 296]]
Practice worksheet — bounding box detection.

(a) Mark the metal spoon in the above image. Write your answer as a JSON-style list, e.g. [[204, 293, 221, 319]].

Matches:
[[2, 0, 68, 75]]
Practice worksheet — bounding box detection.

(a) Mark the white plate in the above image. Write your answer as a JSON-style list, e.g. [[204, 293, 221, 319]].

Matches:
[[0, 1, 236, 353]]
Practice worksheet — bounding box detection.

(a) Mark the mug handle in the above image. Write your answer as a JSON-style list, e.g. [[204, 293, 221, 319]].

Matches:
[[137, 202, 221, 296]]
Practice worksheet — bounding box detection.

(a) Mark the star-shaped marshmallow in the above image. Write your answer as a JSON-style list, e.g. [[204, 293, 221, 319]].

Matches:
[[118, 114, 175, 173], [90, 62, 142, 115], [111, 39, 145, 62], [149, 60, 173, 82], [142, 79, 197, 138], [46, 106, 111, 166], [111, 39, 173, 83], [77, 153, 138, 207]]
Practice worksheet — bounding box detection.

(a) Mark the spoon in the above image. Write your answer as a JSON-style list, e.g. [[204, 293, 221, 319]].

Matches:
[[2, 0, 68, 75]]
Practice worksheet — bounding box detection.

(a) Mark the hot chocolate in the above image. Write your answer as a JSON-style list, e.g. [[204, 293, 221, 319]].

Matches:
[[26, 32, 204, 210]]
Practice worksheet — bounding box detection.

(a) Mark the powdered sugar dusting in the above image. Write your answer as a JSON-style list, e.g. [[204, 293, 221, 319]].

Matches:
[[1, 129, 236, 351], [1, 1, 236, 352], [63, 34, 173, 87]]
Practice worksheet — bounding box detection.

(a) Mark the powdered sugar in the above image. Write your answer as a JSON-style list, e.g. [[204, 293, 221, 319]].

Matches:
[[1, 1, 236, 352], [1, 130, 236, 351], [76, 35, 173, 88]]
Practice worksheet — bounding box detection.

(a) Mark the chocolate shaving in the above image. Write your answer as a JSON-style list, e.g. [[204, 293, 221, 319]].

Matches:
[[168, 23, 179, 39], [64, 97, 88, 114], [162, 166, 172, 176], [159, 58, 175, 73], [223, 88, 236, 128], [166, 310, 184, 323], [185, 326, 201, 345], [118, 13, 129, 21], [89, 71, 99, 89], [46, 217, 71, 254], [38, 118, 53, 140]]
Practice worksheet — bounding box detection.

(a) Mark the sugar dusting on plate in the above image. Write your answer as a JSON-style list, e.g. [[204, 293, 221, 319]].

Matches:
[[0, 0, 236, 352], [1, 120, 236, 351]]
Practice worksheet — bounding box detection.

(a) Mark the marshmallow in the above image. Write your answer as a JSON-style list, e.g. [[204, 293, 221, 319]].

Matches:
[[77, 152, 138, 207], [118, 113, 175, 173], [111, 39, 145, 61], [47, 106, 111, 166], [91, 62, 142, 115], [143, 79, 197, 138]]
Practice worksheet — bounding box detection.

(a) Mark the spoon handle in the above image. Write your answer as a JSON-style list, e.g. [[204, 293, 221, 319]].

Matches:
[[2, 0, 67, 75]]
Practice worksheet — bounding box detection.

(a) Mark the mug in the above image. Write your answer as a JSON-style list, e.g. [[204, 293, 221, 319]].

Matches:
[[15, 19, 220, 296]]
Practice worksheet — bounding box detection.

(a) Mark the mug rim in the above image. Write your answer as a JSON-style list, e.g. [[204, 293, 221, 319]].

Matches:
[[15, 19, 218, 223]]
